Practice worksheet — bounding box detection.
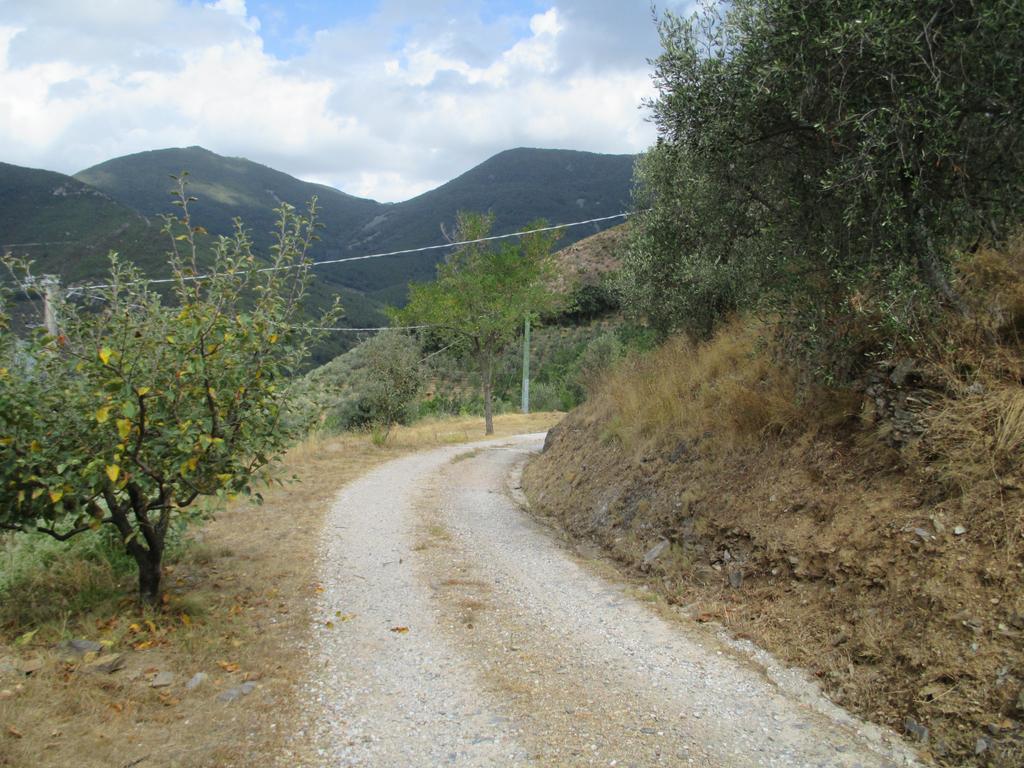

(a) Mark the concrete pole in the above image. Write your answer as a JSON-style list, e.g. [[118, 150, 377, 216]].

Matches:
[[41, 275, 60, 337], [521, 315, 531, 414]]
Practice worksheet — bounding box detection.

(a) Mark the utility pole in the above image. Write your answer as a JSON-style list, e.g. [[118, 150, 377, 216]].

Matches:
[[521, 314, 531, 414], [40, 275, 61, 337]]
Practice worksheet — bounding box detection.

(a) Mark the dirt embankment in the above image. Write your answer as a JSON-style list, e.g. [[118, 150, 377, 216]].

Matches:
[[522, 251, 1024, 768]]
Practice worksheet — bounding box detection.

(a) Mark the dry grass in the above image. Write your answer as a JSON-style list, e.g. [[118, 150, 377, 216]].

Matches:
[[596, 318, 856, 457], [0, 412, 561, 768]]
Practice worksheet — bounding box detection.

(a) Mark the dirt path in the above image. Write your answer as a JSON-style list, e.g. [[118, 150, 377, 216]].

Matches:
[[284, 434, 922, 767]]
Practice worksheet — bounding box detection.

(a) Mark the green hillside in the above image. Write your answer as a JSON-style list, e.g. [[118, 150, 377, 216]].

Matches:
[[75, 146, 385, 264], [339, 148, 637, 298], [74, 146, 636, 300], [0, 162, 168, 284]]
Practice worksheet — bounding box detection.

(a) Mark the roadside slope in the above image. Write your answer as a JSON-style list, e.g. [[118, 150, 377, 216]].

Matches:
[[523, 294, 1024, 768]]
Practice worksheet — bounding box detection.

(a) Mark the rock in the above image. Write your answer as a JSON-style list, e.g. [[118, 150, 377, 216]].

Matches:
[[890, 358, 916, 386], [904, 717, 929, 744], [642, 539, 670, 568], [58, 639, 103, 656], [150, 671, 175, 688], [542, 425, 560, 452], [185, 672, 208, 691], [975, 737, 989, 755], [217, 681, 256, 703], [19, 658, 43, 675], [82, 653, 126, 675], [727, 568, 743, 589], [913, 528, 932, 541], [954, 525, 967, 536]]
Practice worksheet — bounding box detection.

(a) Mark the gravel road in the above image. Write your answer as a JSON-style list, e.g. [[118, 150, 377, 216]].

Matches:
[[288, 433, 922, 767]]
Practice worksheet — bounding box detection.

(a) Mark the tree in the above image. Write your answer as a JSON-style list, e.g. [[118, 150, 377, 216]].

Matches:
[[0, 177, 336, 603], [622, 0, 1024, 379], [358, 329, 424, 441], [394, 211, 562, 435]]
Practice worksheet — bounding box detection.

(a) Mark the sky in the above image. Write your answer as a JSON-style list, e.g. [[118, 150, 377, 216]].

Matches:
[[0, 1, 690, 202]]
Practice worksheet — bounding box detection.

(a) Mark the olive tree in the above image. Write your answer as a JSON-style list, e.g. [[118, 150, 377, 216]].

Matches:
[[623, 0, 1024, 378], [0, 178, 336, 603]]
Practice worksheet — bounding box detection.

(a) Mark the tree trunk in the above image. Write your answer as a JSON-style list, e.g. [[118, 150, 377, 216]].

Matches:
[[481, 352, 494, 435], [134, 546, 163, 605]]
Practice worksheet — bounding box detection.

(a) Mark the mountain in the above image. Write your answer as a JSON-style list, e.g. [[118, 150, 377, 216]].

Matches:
[[0, 161, 385, 363], [0, 162, 167, 284], [2, 146, 635, 359], [75, 146, 386, 265], [336, 148, 636, 301], [74, 146, 636, 302]]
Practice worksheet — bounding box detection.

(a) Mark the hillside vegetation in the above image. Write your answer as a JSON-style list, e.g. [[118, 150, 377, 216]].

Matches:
[[525, 3, 1024, 767], [527, 242, 1024, 766]]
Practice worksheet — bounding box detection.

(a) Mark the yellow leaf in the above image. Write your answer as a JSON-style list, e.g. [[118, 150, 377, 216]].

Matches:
[[29, 440, 41, 452], [325, 621, 335, 630], [132, 640, 153, 650], [128, 623, 141, 633], [180, 613, 192, 627], [48, 489, 63, 503], [186, 456, 199, 471], [389, 626, 410, 634], [31, 488, 43, 500], [98, 347, 112, 365], [269, 333, 278, 344], [144, 620, 158, 634], [95, 405, 111, 423], [116, 419, 131, 440], [13, 629, 37, 646], [217, 661, 240, 672], [0, 367, 7, 377], [0, 436, 13, 446], [136, 386, 151, 397], [105, 465, 120, 483], [216, 473, 232, 485]]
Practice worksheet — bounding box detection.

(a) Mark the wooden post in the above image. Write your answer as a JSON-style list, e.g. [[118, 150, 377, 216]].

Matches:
[[521, 315, 531, 414]]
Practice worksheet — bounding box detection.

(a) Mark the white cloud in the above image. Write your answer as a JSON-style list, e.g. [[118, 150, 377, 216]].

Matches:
[[0, 1, 663, 202]]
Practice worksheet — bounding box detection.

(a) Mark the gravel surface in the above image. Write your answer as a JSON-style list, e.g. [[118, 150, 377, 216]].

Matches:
[[287, 434, 922, 767]]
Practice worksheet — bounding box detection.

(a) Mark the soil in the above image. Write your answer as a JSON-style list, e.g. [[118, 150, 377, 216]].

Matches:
[[522, 407, 1024, 767]]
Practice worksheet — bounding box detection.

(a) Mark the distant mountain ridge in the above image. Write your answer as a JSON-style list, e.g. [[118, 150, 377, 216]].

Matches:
[[2, 146, 635, 359], [72, 146, 636, 301]]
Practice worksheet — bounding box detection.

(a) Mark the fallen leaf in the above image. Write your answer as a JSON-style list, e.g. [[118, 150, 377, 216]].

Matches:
[[180, 613, 192, 627], [324, 621, 335, 630], [390, 626, 410, 634], [217, 661, 240, 673], [6, 725, 23, 739], [13, 629, 37, 647], [132, 641, 153, 651]]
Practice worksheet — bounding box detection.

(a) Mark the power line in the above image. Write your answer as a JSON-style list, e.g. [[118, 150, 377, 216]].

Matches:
[[69, 211, 635, 293], [307, 324, 432, 332]]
